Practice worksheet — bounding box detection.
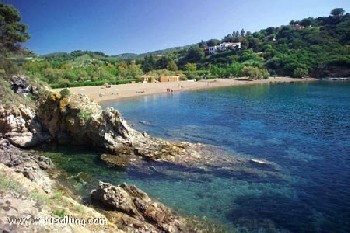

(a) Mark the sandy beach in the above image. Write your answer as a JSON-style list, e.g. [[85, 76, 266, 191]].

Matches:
[[60, 77, 316, 103]]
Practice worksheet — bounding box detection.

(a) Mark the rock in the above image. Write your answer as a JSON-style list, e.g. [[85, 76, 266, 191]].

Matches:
[[38, 158, 52, 170], [92, 183, 136, 215], [1, 91, 284, 183], [0, 139, 54, 191], [91, 181, 185, 232], [0, 163, 114, 233], [0, 104, 51, 147], [23, 169, 35, 181]]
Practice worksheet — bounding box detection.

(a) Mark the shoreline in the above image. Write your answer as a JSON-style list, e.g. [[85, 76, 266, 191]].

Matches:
[[61, 77, 317, 103]]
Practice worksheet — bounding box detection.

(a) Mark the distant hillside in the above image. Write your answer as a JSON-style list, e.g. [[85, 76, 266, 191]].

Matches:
[[138, 45, 192, 57], [113, 45, 193, 60], [113, 53, 138, 60], [21, 8, 350, 89]]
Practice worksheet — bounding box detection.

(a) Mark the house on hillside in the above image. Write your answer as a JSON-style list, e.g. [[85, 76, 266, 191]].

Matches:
[[291, 24, 305, 30], [208, 42, 241, 54]]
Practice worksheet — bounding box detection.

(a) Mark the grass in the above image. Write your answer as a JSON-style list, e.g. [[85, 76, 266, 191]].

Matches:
[[0, 172, 50, 205], [78, 111, 92, 121], [0, 172, 22, 192], [52, 208, 66, 218], [29, 190, 51, 204], [0, 75, 36, 108]]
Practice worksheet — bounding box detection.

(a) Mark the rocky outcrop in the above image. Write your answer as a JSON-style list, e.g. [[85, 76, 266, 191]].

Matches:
[[91, 181, 186, 233], [34, 92, 284, 180], [0, 104, 51, 147], [0, 138, 53, 192], [1, 89, 284, 182], [10, 75, 38, 94], [36, 92, 146, 150], [313, 66, 350, 78], [0, 163, 118, 233]]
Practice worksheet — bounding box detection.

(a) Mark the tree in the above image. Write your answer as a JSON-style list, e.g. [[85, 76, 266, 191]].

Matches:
[[0, 3, 30, 53], [293, 67, 308, 78], [330, 8, 345, 18], [184, 63, 197, 72], [179, 47, 204, 66], [156, 56, 168, 69], [241, 28, 246, 37], [198, 40, 207, 48], [300, 18, 314, 27], [167, 60, 178, 71], [142, 55, 156, 73], [207, 39, 220, 47]]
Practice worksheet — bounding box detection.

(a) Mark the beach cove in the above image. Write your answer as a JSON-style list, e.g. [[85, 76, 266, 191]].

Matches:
[[48, 80, 350, 232], [62, 77, 317, 103]]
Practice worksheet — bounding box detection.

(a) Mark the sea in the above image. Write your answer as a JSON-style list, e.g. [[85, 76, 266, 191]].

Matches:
[[43, 81, 350, 233]]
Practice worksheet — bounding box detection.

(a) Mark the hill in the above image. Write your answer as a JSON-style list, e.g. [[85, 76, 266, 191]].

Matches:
[[15, 8, 350, 88]]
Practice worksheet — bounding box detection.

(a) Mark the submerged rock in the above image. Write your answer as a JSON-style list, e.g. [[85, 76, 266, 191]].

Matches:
[[91, 181, 186, 232]]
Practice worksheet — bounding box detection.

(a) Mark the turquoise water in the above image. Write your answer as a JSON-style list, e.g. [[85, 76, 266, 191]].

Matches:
[[45, 81, 350, 232]]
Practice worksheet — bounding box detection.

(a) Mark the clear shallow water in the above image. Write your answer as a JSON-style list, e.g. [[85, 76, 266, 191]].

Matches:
[[45, 81, 350, 232]]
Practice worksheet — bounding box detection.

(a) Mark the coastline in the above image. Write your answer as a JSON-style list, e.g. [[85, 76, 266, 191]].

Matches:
[[60, 77, 317, 103]]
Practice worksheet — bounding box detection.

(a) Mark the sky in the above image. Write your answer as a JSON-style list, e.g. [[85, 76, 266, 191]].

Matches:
[[3, 0, 350, 55]]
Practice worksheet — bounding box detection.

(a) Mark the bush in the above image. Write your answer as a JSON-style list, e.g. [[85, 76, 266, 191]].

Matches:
[[50, 79, 137, 89], [293, 68, 308, 78], [78, 111, 92, 121], [242, 66, 270, 79], [59, 88, 70, 97]]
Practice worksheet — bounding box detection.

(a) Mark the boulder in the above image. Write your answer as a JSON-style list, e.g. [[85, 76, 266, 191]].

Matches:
[[0, 104, 50, 147], [91, 181, 185, 232]]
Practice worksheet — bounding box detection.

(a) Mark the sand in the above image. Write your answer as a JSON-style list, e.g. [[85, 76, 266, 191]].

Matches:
[[59, 77, 316, 103]]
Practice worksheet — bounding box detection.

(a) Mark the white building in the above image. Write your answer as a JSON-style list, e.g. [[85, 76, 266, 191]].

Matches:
[[208, 42, 241, 54]]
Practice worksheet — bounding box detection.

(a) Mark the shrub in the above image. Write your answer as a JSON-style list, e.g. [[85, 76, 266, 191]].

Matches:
[[59, 88, 70, 97], [78, 111, 92, 121], [52, 209, 65, 219], [50, 79, 137, 89], [293, 68, 309, 78], [242, 66, 270, 79]]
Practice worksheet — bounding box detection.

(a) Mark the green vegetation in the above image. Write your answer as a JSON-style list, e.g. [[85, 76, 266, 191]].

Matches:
[[52, 208, 66, 218], [0, 172, 22, 192], [59, 88, 71, 98], [78, 110, 92, 121], [0, 3, 31, 78], [0, 3, 30, 53], [22, 52, 142, 88], [2, 3, 350, 91]]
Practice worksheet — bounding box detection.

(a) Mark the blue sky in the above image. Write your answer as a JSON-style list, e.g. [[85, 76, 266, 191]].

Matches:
[[4, 0, 350, 55]]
